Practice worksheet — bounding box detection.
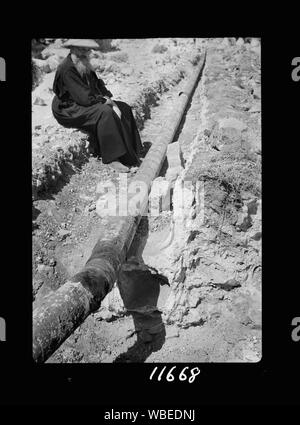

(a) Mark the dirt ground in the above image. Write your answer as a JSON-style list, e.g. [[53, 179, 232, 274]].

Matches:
[[32, 38, 261, 363]]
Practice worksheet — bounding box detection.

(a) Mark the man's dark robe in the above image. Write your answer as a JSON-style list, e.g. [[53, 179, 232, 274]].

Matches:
[[52, 53, 142, 165]]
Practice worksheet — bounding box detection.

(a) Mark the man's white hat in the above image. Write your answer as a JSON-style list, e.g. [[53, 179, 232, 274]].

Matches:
[[62, 39, 99, 49]]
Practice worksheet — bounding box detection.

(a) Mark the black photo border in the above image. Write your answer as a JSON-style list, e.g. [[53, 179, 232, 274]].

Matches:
[[0, 19, 299, 407]]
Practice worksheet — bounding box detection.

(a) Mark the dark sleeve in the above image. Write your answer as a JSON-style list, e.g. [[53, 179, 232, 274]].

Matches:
[[94, 74, 113, 98], [62, 68, 106, 106]]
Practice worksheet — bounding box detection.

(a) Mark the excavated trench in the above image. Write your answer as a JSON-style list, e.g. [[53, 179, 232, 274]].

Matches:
[[35, 39, 261, 363], [43, 62, 204, 363]]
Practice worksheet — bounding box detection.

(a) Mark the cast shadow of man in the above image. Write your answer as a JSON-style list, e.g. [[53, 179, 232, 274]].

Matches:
[[113, 217, 169, 363]]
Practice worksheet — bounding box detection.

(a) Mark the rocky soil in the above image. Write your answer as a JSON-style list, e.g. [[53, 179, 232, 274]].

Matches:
[[32, 38, 261, 363]]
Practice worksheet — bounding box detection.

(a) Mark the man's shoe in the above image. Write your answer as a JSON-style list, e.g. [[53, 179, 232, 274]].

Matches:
[[109, 161, 130, 173]]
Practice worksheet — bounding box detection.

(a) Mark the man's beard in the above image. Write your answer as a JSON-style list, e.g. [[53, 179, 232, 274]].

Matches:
[[74, 56, 94, 77]]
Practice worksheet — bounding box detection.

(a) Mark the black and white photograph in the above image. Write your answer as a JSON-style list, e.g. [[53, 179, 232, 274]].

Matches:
[[1, 15, 300, 406], [31, 37, 262, 364]]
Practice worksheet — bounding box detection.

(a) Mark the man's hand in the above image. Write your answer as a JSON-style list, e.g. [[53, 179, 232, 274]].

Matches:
[[104, 97, 122, 119], [112, 103, 122, 119], [104, 97, 114, 106]]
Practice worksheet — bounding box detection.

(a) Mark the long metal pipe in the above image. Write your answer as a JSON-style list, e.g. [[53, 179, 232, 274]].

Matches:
[[32, 52, 206, 363]]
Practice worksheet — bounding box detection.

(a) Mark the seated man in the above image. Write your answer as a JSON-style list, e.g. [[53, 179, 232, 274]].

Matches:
[[52, 39, 143, 172]]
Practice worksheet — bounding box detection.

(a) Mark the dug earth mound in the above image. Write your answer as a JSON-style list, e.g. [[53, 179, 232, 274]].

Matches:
[[32, 38, 261, 363]]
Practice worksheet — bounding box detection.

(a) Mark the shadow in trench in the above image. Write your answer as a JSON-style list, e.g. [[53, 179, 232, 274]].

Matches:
[[140, 141, 152, 159], [172, 53, 206, 146], [158, 156, 169, 177], [113, 217, 169, 363]]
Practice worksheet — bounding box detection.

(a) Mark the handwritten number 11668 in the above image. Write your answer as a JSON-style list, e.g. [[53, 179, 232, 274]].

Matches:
[[150, 366, 200, 383]]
